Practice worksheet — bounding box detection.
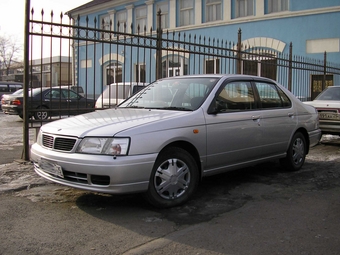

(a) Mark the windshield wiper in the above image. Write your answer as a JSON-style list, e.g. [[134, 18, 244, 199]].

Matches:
[[162, 106, 192, 111], [124, 106, 145, 109]]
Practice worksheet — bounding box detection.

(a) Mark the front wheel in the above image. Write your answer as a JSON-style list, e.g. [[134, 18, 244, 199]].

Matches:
[[280, 132, 306, 171], [144, 147, 199, 208]]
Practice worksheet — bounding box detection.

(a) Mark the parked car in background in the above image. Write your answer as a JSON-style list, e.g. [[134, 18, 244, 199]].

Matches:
[[1, 87, 95, 120], [95, 82, 148, 108], [31, 75, 321, 208], [304, 86, 340, 135], [0, 82, 23, 109]]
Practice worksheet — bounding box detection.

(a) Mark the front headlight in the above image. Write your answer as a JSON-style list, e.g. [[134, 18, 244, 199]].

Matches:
[[76, 137, 130, 155], [36, 129, 43, 145]]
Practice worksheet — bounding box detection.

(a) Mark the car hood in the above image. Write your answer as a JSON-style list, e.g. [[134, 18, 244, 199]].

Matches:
[[40, 108, 190, 137], [304, 100, 340, 108]]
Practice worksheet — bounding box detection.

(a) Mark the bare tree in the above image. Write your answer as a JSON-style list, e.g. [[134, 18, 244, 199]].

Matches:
[[0, 35, 23, 77]]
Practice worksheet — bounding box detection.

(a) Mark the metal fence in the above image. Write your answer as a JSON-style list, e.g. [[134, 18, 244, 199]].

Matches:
[[22, 6, 340, 159]]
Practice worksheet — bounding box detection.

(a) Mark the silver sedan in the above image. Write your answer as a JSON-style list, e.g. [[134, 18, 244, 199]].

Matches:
[[31, 75, 321, 208]]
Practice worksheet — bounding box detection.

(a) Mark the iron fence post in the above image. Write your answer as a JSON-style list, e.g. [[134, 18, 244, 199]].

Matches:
[[288, 42, 293, 91], [323, 51, 327, 90], [237, 28, 242, 74], [23, 0, 30, 161], [156, 10, 162, 80]]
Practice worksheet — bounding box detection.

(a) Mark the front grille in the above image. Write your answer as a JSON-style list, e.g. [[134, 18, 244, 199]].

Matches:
[[55, 137, 76, 151], [42, 135, 54, 148], [42, 134, 77, 151]]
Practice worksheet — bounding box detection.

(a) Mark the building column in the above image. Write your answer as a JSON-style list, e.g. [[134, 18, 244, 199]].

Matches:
[[195, 0, 202, 25], [224, 0, 231, 21], [169, 0, 176, 28], [126, 4, 134, 33], [146, 0, 154, 31], [256, 0, 265, 16], [108, 10, 115, 31]]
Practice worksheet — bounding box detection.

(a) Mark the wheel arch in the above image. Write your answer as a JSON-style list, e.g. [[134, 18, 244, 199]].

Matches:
[[158, 141, 202, 180], [295, 127, 310, 154]]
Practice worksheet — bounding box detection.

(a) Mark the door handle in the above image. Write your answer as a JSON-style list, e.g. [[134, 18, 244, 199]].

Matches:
[[288, 112, 294, 117]]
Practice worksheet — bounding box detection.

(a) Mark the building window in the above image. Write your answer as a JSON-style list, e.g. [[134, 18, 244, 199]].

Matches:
[[100, 14, 111, 39], [106, 63, 122, 85], [162, 58, 188, 78], [156, 1, 169, 29], [268, 0, 288, 13], [235, 0, 254, 18], [135, 6, 147, 32], [242, 58, 277, 81], [179, 0, 194, 27], [206, 0, 222, 22], [135, 64, 146, 82], [116, 10, 127, 33], [205, 59, 220, 74]]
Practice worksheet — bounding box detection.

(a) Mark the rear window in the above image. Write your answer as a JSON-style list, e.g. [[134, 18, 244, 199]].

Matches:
[[316, 87, 340, 101]]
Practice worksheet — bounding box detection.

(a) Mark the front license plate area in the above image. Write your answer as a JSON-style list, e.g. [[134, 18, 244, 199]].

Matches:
[[319, 112, 340, 120], [39, 159, 64, 178]]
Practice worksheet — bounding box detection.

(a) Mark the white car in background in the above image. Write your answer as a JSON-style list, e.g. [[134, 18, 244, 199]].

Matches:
[[95, 82, 147, 108], [304, 86, 340, 136]]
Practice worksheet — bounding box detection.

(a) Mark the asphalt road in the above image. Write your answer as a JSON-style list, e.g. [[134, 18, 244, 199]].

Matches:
[[0, 112, 340, 255]]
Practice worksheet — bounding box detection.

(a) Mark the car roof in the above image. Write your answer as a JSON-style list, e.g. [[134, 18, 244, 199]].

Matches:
[[158, 74, 276, 82]]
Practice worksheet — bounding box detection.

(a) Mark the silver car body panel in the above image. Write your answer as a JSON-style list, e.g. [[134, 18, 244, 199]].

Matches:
[[304, 100, 340, 135]]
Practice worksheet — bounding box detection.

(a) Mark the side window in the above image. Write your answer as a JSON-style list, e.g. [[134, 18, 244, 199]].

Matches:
[[9, 85, 17, 92], [216, 81, 255, 111], [46, 89, 64, 99], [277, 87, 292, 107], [62, 89, 79, 99], [255, 82, 290, 108], [0, 85, 8, 92]]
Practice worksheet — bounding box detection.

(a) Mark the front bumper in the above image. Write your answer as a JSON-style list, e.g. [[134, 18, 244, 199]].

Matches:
[[30, 143, 157, 194], [319, 120, 340, 135]]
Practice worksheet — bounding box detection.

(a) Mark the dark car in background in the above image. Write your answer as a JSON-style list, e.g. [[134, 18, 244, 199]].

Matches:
[[0, 82, 23, 109], [1, 87, 95, 120]]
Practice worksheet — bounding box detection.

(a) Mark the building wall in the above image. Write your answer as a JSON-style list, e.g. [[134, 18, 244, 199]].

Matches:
[[68, 0, 340, 97]]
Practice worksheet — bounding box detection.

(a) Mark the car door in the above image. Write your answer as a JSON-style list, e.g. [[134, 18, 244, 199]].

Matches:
[[204, 80, 263, 173], [45, 89, 68, 116], [60, 89, 83, 115], [253, 81, 297, 156]]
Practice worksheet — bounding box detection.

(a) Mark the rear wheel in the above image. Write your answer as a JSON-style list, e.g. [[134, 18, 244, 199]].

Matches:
[[34, 106, 49, 120], [280, 132, 306, 171], [144, 147, 199, 208]]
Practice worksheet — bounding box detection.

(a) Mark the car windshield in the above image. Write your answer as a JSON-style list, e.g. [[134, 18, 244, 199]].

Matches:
[[12, 89, 24, 95], [119, 77, 219, 111], [315, 87, 340, 101]]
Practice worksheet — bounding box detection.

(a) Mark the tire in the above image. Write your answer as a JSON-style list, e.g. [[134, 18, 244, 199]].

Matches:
[[280, 132, 306, 171], [144, 147, 199, 208], [34, 106, 49, 120]]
